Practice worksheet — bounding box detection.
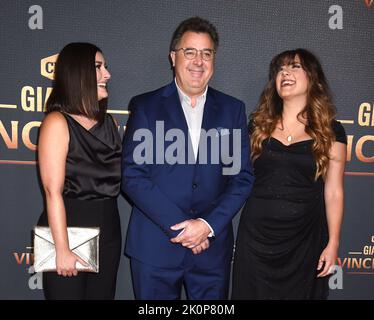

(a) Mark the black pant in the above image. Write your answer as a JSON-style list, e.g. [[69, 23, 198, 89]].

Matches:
[[38, 197, 122, 300]]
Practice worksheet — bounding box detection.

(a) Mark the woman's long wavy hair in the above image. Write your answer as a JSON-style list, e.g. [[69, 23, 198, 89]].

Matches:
[[251, 48, 337, 180]]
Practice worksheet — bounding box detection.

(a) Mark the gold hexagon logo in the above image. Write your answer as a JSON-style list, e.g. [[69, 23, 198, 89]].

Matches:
[[40, 53, 58, 80]]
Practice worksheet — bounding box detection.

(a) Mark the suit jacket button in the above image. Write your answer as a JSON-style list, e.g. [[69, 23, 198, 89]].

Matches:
[[192, 183, 197, 189]]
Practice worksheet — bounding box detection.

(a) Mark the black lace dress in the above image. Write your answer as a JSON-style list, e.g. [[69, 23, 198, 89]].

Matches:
[[232, 120, 346, 299]]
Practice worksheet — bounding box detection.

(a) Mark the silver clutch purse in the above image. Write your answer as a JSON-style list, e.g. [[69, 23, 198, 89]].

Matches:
[[33, 226, 100, 273]]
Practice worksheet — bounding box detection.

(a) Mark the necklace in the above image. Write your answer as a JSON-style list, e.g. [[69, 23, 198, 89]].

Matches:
[[282, 120, 293, 142]]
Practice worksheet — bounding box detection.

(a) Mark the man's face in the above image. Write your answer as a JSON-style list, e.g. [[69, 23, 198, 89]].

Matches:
[[170, 31, 215, 98]]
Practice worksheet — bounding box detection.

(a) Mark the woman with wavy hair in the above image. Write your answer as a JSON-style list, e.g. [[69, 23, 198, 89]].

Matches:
[[232, 49, 347, 299]]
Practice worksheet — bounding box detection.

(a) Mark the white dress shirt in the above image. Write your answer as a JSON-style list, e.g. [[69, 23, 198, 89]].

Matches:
[[175, 79, 215, 238], [175, 80, 206, 160]]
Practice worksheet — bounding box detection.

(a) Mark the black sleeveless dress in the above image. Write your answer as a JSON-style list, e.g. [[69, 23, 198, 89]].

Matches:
[[232, 120, 347, 300], [37, 112, 122, 300]]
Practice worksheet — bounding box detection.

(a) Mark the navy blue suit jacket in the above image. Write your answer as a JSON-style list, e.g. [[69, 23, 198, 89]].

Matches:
[[122, 81, 254, 268]]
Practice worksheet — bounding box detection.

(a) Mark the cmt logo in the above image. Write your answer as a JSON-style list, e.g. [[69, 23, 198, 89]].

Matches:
[[40, 54, 58, 80], [364, 0, 373, 8]]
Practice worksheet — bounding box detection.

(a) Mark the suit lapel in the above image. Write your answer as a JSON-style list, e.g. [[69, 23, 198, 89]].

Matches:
[[161, 82, 193, 163], [200, 88, 218, 133], [161, 82, 189, 134], [196, 88, 219, 163], [161, 83, 219, 164]]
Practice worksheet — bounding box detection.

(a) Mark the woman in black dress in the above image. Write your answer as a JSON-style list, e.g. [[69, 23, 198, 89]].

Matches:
[[37, 43, 122, 299], [232, 49, 347, 299]]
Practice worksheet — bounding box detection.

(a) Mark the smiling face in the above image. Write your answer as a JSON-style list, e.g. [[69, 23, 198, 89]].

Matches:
[[95, 51, 111, 101], [275, 54, 309, 101], [170, 31, 214, 98]]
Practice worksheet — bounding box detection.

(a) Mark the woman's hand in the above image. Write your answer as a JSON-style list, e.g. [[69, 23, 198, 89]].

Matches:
[[56, 249, 88, 277], [317, 242, 339, 277]]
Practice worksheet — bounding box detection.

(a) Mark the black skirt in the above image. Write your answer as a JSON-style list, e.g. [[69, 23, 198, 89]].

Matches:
[[37, 197, 122, 300]]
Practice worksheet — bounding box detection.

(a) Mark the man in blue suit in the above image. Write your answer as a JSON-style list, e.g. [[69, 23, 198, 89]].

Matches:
[[122, 17, 254, 299]]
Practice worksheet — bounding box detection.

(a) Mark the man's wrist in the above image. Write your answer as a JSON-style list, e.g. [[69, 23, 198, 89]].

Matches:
[[197, 218, 215, 237]]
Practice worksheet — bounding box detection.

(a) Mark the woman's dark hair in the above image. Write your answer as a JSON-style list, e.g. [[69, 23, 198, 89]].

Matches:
[[46, 42, 106, 122], [169, 16, 219, 51]]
